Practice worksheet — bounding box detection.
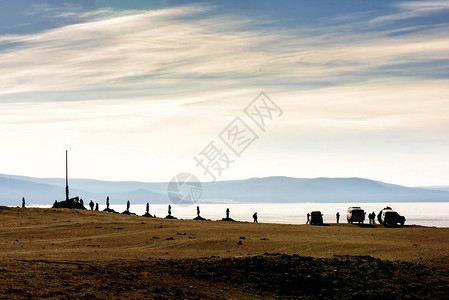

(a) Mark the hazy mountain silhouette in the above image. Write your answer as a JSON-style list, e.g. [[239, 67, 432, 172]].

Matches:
[[420, 185, 449, 192], [200, 177, 449, 203], [0, 174, 167, 206], [0, 173, 448, 206]]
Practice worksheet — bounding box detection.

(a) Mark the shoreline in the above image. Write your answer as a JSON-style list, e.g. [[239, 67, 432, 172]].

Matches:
[[14, 201, 449, 228], [4, 204, 449, 229]]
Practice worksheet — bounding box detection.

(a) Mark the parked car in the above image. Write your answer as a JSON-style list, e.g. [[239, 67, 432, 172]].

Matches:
[[377, 207, 406, 226], [309, 211, 323, 225], [347, 207, 365, 224]]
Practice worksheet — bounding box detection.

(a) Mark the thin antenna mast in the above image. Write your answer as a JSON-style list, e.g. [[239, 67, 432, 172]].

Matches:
[[65, 150, 69, 201]]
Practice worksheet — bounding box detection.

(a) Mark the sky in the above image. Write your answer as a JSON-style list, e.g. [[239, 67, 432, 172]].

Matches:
[[0, 0, 448, 186]]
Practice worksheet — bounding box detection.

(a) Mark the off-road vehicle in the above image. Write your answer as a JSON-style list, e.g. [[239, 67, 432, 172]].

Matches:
[[377, 207, 406, 226], [347, 207, 365, 224], [309, 211, 323, 225]]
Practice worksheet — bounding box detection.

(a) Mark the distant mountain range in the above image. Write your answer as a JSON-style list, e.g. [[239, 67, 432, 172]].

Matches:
[[420, 186, 449, 192], [1, 173, 448, 206]]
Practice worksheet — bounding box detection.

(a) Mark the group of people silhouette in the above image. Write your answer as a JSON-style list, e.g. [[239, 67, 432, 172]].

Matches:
[[88, 200, 99, 211], [306, 211, 378, 224], [368, 211, 376, 224]]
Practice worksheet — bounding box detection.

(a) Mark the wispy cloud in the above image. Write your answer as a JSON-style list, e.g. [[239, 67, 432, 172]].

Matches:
[[371, 0, 449, 23], [1, 3, 448, 103], [25, 2, 113, 20]]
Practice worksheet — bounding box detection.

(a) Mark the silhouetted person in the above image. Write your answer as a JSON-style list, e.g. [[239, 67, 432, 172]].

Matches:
[[126, 200, 130, 213], [336, 212, 340, 224], [95, 203, 99, 211], [168, 204, 172, 216], [80, 199, 84, 206], [369, 212, 375, 224], [253, 212, 258, 223], [306, 213, 310, 224], [89, 200, 94, 210], [22, 197, 25, 208], [146, 203, 149, 214], [106, 196, 110, 209], [226, 208, 230, 219]]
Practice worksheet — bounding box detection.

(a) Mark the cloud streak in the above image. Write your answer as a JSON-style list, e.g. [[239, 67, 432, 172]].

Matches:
[[371, 0, 449, 23], [0, 3, 448, 102]]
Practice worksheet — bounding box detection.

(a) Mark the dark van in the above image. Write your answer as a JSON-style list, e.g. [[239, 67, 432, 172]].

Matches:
[[309, 211, 323, 225], [347, 207, 365, 224]]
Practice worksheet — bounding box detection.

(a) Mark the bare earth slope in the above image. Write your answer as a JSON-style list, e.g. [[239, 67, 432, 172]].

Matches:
[[0, 207, 448, 299]]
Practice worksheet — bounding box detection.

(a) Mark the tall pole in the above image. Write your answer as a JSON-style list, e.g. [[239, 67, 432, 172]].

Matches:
[[65, 150, 69, 201]]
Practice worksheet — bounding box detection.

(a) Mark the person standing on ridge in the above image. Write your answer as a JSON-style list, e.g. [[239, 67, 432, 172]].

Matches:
[[336, 212, 340, 224]]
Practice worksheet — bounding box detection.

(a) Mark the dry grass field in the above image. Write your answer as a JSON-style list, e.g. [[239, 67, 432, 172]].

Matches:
[[0, 206, 448, 299]]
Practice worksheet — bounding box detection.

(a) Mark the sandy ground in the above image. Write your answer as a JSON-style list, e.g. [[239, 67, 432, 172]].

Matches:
[[1, 206, 448, 299]]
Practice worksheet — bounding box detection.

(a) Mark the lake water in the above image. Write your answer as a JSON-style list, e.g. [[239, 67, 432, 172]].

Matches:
[[34, 202, 449, 228]]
